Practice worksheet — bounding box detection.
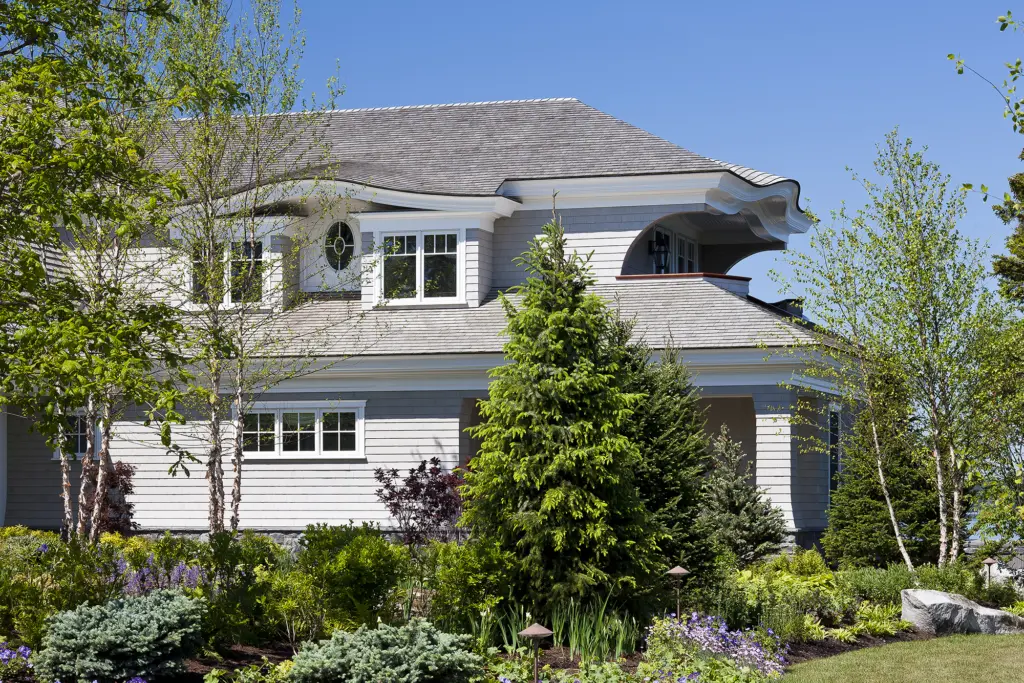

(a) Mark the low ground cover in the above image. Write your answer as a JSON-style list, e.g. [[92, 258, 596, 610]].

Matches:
[[783, 634, 1024, 683]]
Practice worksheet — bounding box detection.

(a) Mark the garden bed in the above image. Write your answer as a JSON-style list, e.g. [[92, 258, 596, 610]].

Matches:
[[184, 644, 294, 680], [784, 628, 932, 665]]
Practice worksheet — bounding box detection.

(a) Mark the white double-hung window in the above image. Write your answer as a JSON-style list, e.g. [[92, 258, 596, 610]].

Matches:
[[380, 230, 461, 303], [240, 401, 366, 460]]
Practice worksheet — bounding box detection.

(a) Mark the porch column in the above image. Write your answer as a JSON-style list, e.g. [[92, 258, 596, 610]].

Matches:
[[752, 388, 796, 533]]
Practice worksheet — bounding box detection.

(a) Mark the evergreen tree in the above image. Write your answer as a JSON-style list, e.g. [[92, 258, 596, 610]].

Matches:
[[623, 341, 716, 581], [701, 426, 786, 567], [822, 375, 940, 568], [461, 218, 660, 612]]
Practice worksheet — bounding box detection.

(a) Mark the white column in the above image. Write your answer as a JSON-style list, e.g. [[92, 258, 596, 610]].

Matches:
[[0, 407, 7, 526], [753, 390, 796, 532]]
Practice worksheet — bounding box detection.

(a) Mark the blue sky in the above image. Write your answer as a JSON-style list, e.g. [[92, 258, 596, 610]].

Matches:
[[294, 0, 1024, 300]]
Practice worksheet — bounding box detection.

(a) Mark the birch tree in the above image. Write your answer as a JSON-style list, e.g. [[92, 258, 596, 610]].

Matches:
[[776, 131, 995, 567], [0, 0, 183, 539], [150, 0, 375, 533]]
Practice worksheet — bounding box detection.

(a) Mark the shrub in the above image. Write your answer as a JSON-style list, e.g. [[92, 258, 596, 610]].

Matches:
[[288, 618, 484, 683], [298, 522, 380, 568], [33, 589, 204, 683], [701, 427, 786, 568], [375, 459, 463, 546], [835, 565, 914, 607], [328, 533, 409, 624], [79, 461, 141, 534], [0, 535, 124, 646], [200, 531, 284, 645], [424, 540, 513, 631]]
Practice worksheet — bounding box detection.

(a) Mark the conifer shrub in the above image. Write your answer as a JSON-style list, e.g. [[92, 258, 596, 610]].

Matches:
[[288, 618, 483, 683], [461, 218, 659, 611], [33, 589, 204, 683], [700, 426, 786, 567]]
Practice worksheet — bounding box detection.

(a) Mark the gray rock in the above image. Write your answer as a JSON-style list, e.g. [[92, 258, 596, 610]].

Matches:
[[901, 589, 1024, 635]]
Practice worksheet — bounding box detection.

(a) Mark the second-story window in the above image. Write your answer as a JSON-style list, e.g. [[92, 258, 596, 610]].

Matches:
[[676, 235, 699, 273], [382, 231, 460, 302], [190, 240, 264, 305]]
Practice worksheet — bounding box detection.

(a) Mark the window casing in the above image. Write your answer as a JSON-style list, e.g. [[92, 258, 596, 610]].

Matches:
[[240, 401, 366, 459], [379, 230, 462, 303], [676, 235, 699, 273], [51, 412, 99, 460]]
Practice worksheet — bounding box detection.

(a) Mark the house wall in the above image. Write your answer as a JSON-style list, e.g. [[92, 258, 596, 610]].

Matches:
[[465, 228, 493, 307], [701, 396, 756, 476], [491, 205, 700, 288], [4, 390, 486, 531]]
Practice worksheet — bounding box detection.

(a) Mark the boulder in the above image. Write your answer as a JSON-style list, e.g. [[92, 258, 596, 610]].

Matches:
[[901, 589, 1024, 635]]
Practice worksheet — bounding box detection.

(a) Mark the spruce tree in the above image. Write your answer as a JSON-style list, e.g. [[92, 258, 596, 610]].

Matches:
[[461, 218, 659, 612], [623, 341, 716, 581], [701, 426, 786, 566], [822, 377, 940, 568]]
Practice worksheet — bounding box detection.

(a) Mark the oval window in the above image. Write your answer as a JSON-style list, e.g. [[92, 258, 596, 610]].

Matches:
[[324, 221, 355, 271]]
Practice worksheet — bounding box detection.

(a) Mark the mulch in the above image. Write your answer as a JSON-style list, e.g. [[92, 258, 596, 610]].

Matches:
[[182, 643, 294, 681], [784, 629, 934, 665]]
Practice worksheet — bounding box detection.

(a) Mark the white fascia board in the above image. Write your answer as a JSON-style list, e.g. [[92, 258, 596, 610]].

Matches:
[[353, 210, 500, 233], [168, 215, 289, 240], [500, 173, 809, 239], [219, 180, 520, 217], [499, 174, 718, 210]]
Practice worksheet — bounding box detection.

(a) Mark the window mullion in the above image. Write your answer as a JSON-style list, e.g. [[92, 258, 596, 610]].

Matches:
[[417, 231, 424, 302]]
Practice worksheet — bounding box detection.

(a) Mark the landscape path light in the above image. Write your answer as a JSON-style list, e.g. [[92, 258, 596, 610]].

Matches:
[[519, 622, 553, 683], [667, 565, 690, 618], [983, 557, 998, 588]]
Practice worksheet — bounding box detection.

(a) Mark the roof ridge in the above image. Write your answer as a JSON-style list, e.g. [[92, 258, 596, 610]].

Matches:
[[319, 97, 580, 115]]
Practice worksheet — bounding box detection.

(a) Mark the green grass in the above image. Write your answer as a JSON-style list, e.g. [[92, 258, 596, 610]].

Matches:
[[784, 635, 1024, 683]]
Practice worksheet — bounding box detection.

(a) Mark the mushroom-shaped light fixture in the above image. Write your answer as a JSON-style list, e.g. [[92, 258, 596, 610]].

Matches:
[[519, 623, 553, 683], [983, 557, 998, 588], [667, 566, 691, 617]]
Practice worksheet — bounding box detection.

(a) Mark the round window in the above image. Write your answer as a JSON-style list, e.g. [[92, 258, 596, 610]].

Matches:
[[324, 221, 355, 271]]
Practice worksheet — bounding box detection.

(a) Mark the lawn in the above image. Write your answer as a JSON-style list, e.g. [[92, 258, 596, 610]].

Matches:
[[784, 635, 1024, 683]]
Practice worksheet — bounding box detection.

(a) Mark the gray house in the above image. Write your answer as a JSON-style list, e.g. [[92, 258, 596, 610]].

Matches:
[[0, 98, 832, 545]]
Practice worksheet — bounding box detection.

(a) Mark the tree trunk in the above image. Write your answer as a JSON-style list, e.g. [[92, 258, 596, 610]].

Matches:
[[949, 444, 962, 561], [58, 420, 74, 540], [75, 401, 97, 539], [89, 402, 114, 543], [230, 378, 244, 533], [932, 442, 949, 567], [207, 366, 225, 533], [867, 405, 915, 571]]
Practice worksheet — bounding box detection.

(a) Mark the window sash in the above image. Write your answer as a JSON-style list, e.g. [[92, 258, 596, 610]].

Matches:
[[190, 240, 264, 305]]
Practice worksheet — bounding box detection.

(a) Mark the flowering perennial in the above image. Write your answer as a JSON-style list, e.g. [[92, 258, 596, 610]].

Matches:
[[649, 613, 786, 678], [0, 642, 33, 682], [112, 555, 206, 596]]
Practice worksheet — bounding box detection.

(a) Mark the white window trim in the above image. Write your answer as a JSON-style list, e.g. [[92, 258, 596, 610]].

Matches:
[[186, 239, 270, 309], [238, 400, 366, 461], [51, 410, 101, 461], [374, 227, 465, 305]]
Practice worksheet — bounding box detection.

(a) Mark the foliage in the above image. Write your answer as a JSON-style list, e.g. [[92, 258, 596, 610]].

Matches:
[[288, 619, 484, 683], [701, 427, 786, 567], [549, 597, 639, 663], [821, 374, 941, 568], [33, 589, 204, 683], [852, 602, 909, 637], [0, 641, 33, 683], [461, 218, 659, 611], [375, 458, 464, 546], [639, 614, 786, 681], [623, 342, 717, 602], [774, 131, 998, 569], [205, 658, 294, 683], [423, 540, 513, 632], [0, 533, 125, 646], [79, 461, 142, 535]]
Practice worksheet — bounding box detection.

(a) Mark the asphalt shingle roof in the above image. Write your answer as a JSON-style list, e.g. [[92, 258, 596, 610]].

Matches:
[[156, 98, 802, 200], [274, 280, 813, 358]]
